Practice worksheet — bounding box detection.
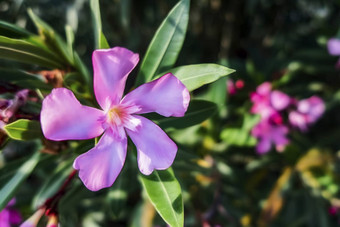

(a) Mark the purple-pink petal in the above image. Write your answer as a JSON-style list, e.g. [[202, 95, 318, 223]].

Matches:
[[93, 47, 139, 110], [327, 38, 340, 56], [73, 129, 127, 191], [289, 111, 308, 131], [41, 88, 105, 141], [126, 115, 177, 175], [297, 96, 325, 123], [256, 82, 272, 96], [252, 120, 289, 154], [0, 208, 10, 227], [9, 210, 21, 225], [121, 73, 190, 117], [270, 90, 290, 111], [256, 138, 271, 154]]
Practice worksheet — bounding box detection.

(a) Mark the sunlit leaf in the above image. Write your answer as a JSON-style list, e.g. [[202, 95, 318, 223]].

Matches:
[[4, 119, 42, 141], [158, 64, 235, 91], [0, 35, 63, 68], [90, 0, 110, 49], [140, 168, 183, 227], [136, 0, 190, 85]]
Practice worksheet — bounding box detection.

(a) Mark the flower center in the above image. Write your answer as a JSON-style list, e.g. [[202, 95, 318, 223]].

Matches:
[[106, 106, 126, 127]]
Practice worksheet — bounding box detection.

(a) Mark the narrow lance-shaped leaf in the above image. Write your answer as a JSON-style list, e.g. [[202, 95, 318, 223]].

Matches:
[[0, 20, 67, 56], [28, 9, 74, 64], [158, 63, 235, 92], [140, 168, 184, 227], [90, 0, 110, 49], [65, 25, 75, 61], [136, 0, 190, 85], [0, 151, 41, 210], [0, 35, 63, 68], [0, 68, 51, 90], [0, 20, 33, 38], [4, 120, 43, 141], [28, 8, 90, 85]]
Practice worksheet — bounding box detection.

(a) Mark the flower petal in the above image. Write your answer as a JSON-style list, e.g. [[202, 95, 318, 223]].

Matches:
[[121, 73, 190, 117], [0, 208, 10, 227], [73, 129, 127, 191], [289, 111, 308, 131], [126, 115, 177, 175], [270, 90, 290, 111], [41, 88, 105, 141], [256, 138, 271, 154], [327, 38, 340, 56], [93, 47, 139, 110]]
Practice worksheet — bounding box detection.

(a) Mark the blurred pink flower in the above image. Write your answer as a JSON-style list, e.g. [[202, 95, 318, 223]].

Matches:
[[0, 199, 22, 227], [235, 79, 244, 89], [227, 79, 244, 95], [251, 120, 289, 154], [289, 96, 325, 131], [227, 79, 236, 95], [250, 82, 291, 154], [250, 82, 290, 122], [40, 47, 190, 191], [0, 89, 29, 122], [327, 38, 340, 69]]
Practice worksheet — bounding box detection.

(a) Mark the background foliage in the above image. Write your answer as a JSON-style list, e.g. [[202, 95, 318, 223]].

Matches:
[[1, 0, 340, 226]]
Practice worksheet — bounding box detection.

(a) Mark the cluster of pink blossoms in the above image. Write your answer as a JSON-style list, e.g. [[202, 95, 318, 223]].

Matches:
[[250, 82, 325, 154]]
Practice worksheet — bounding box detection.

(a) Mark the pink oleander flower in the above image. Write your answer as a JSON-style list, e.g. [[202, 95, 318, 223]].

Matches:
[[289, 96, 325, 131], [0, 199, 22, 227], [250, 82, 290, 123], [251, 120, 289, 154], [327, 38, 340, 69], [40, 47, 190, 191]]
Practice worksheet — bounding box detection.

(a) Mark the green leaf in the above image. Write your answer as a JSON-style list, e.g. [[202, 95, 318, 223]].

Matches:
[[221, 128, 257, 146], [220, 114, 260, 147], [0, 35, 63, 68], [28, 9, 90, 84], [32, 159, 73, 209], [136, 0, 190, 85], [65, 25, 75, 61], [0, 68, 51, 90], [159, 64, 235, 92], [149, 100, 217, 129], [4, 119, 43, 141], [90, 0, 110, 49], [0, 151, 40, 210], [28, 9, 74, 64], [0, 20, 33, 38], [140, 168, 183, 227]]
